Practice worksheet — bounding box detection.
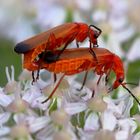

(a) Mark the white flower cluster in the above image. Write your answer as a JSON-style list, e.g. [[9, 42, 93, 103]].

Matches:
[[0, 65, 139, 140]]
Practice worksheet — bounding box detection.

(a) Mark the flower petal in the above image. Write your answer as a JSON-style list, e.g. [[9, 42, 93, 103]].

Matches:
[[27, 116, 50, 133], [101, 111, 117, 131], [0, 126, 10, 136], [0, 112, 11, 125], [0, 94, 12, 107], [65, 102, 87, 115], [23, 85, 42, 104], [84, 112, 99, 131]]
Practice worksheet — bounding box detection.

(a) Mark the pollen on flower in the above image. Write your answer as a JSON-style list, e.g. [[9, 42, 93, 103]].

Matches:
[[87, 96, 107, 112], [4, 81, 20, 93], [53, 130, 72, 140], [6, 98, 29, 113], [51, 109, 70, 126], [42, 78, 70, 99], [42, 84, 62, 98], [10, 123, 29, 139], [18, 69, 32, 81], [56, 78, 70, 90], [94, 130, 115, 140]]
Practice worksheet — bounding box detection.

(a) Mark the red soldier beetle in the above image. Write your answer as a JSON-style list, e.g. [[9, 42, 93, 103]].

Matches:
[[14, 22, 102, 63], [23, 47, 140, 105]]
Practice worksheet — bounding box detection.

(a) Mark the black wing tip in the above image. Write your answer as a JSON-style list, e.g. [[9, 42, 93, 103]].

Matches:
[[14, 43, 31, 53]]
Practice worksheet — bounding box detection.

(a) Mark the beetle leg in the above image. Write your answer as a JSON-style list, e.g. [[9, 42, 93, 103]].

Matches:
[[31, 71, 35, 84], [104, 64, 113, 85], [77, 71, 88, 91], [53, 73, 57, 83], [42, 74, 65, 103], [89, 38, 98, 62], [105, 75, 109, 85], [92, 90, 95, 97], [76, 41, 79, 48], [56, 32, 78, 60], [105, 69, 111, 85], [36, 69, 40, 81], [97, 73, 104, 85], [89, 48, 98, 63]]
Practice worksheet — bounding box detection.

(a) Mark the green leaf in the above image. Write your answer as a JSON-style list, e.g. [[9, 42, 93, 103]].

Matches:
[[121, 33, 140, 52], [130, 100, 139, 116], [49, 98, 57, 114], [71, 111, 85, 128], [71, 115, 78, 127], [134, 120, 140, 134], [78, 111, 85, 128]]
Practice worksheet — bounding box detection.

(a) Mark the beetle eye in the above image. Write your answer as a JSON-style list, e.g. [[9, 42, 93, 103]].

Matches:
[[118, 78, 123, 83], [94, 31, 99, 38]]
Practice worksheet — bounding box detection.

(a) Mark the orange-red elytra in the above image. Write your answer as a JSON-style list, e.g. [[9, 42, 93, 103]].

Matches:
[[23, 47, 140, 105], [23, 47, 124, 90], [14, 22, 101, 62]]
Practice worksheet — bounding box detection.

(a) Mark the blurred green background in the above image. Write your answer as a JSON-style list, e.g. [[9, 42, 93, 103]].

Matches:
[[0, 38, 21, 86]]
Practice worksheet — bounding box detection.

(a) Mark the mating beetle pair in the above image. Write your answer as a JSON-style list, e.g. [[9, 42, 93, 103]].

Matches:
[[15, 22, 139, 104]]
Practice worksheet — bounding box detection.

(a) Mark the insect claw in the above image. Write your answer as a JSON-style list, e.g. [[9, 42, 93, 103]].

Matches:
[[31, 80, 34, 85], [76, 88, 82, 91], [41, 98, 50, 103], [108, 86, 113, 93], [92, 90, 95, 97]]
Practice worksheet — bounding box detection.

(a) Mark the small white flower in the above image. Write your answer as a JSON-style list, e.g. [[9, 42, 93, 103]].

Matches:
[[0, 127, 10, 137], [87, 96, 107, 112], [0, 93, 12, 107], [94, 129, 116, 140], [133, 132, 140, 140], [23, 85, 42, 105], [101, 110, 117, 131], [51, 109, 70, 126], [36, 123, 55, 140], [115, 119, 137, 140], [65, 102, 87, 115], [53, 130, 72, 140], [10, 123, 30, 139], [27, 116, 50, 133], [84, 112, 100, 131], [0, 112, 11, 125], [104, 97, 125, 117], [104, 95, 133, 118]]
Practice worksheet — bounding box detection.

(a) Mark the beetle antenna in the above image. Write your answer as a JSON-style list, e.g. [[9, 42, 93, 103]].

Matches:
[[122, 84, 140, 106], [123, 82, 138, 86]]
